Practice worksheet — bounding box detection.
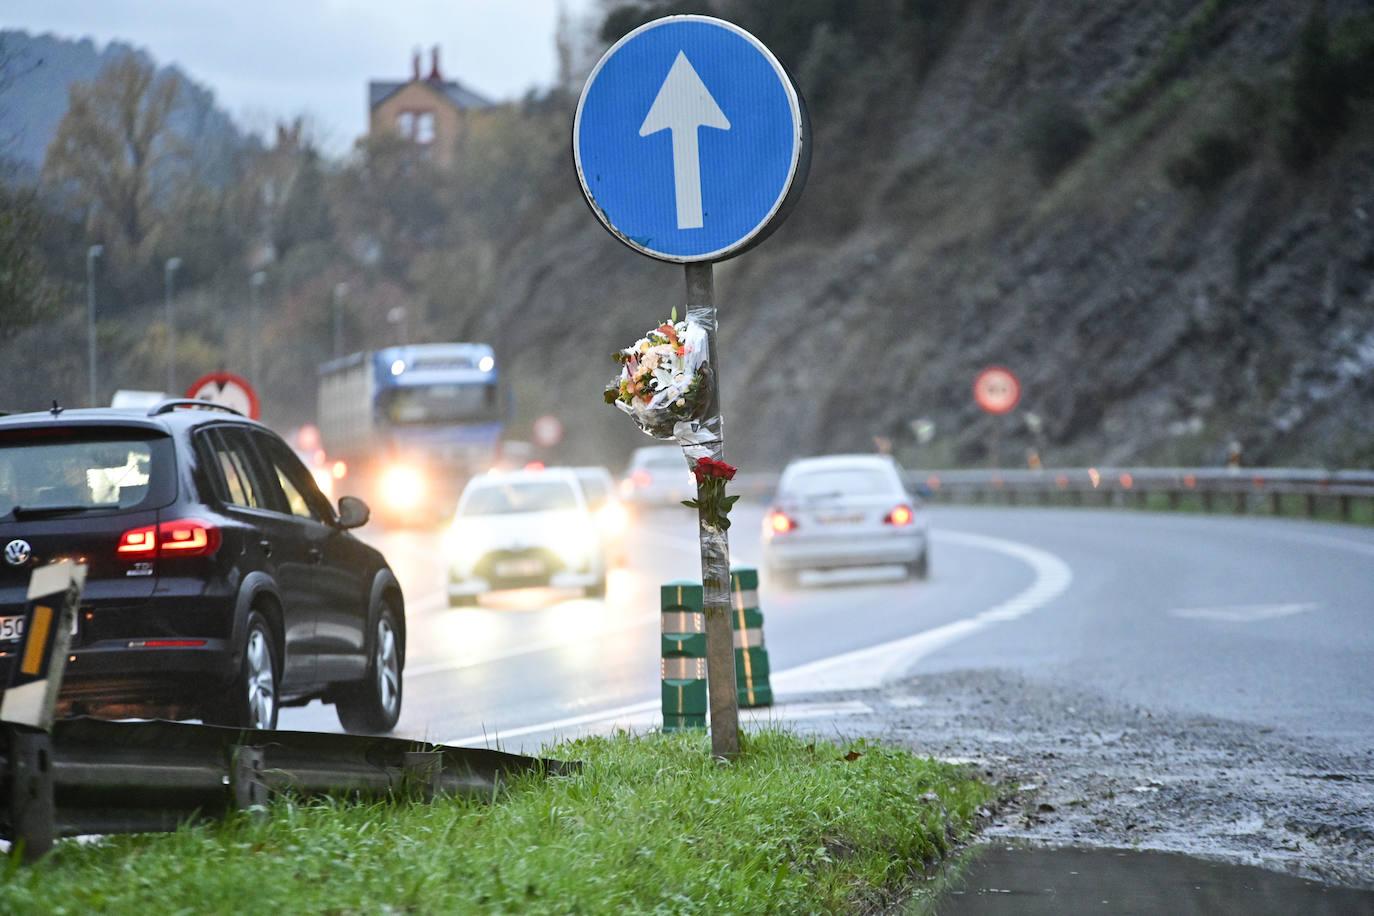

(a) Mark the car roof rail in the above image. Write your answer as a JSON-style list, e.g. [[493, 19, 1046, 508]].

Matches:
[[146, 399, 243, 418]]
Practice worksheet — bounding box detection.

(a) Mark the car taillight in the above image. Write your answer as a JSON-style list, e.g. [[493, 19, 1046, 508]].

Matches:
[[884, 504, 915, 526], [768, 510, 798, 534], [159, 518, 221, 556], [116, 525, 158, 559], [116, 519, 221, 560], [631, 470, 652, 488]]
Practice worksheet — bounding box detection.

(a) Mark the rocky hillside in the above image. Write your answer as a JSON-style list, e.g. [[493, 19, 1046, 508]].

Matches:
[[2, 2, 1370, 471], [469, 0, 1374, 469], [0, 30, 245, 182]]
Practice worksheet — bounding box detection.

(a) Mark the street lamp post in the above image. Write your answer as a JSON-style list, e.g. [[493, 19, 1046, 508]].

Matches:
[[164, 257, 182, 394], [249, 271, 266, 384], [386, 306, 409, 345], [332, 282, 348, 359], [86, 245, 103, 406]]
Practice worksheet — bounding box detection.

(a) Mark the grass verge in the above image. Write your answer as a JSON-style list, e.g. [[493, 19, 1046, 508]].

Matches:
[[0, 730, 991, 914]]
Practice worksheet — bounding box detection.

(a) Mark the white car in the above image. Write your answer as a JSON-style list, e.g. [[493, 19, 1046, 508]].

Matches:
[[620, 446, 695, 506], [570, 466, 630, 565], [762, 455, 930, 586], [446, 469, 607, 605]]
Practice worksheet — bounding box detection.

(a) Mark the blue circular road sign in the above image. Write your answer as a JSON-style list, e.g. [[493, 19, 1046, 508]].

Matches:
[[574, 16, 810, 263]]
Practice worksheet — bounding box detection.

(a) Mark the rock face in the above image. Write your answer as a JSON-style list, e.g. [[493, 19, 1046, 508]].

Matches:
[[471, 0, 1374, 470]]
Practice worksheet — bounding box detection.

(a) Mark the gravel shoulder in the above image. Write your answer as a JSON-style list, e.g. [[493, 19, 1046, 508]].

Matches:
[[799, 668, 1374, 889]]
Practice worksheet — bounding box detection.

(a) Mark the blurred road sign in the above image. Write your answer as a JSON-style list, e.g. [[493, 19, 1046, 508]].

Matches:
[[574, 15, 810, 263], [532, 415, 564, 448], [186, 371, 260, 420], [973, 367, 1021, 415]]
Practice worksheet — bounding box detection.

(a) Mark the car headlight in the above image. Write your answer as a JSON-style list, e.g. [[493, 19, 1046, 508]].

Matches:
[[553, 522, 597, 567], [380, 463, 426, 511], [444, 524, 485, 572], [596, 501, 629, 537]]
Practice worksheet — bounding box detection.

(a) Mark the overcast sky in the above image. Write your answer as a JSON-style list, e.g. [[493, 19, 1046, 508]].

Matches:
[[6, 0, 598, 152]]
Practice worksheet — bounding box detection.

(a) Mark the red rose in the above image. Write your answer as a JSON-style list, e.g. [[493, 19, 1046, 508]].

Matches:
[[692, 457, 737, 481]]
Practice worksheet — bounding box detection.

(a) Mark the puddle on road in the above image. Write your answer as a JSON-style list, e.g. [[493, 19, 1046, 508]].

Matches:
[[918, 845, 1374, 915]]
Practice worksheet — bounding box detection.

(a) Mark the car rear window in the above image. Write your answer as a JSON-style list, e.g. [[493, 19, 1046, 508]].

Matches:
[[637, 451, 685, 471], [0, 427, 175, 519], [783, 467, 900, 498], [460, 480, 578, 516]]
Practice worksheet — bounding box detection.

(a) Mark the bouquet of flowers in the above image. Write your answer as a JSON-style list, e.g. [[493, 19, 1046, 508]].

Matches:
[[603, 310, 712, 440], [682, 457, 740, 530]]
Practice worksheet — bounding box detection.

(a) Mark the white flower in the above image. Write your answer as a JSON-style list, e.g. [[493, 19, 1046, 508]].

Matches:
[[652, 365, 677, 391]]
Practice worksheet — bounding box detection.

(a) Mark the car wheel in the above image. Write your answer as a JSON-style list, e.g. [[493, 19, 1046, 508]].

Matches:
[[336, 602, 403, 734], [212, 610, 279, 730], [909, 547, 930, 581]]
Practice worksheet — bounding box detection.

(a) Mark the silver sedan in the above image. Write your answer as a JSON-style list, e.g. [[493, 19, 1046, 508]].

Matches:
[[762, 455, 930, 586]]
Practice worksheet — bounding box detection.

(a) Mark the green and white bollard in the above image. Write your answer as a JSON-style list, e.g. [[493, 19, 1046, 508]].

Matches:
[[661, 580, 707, 731], [730, 567, 774, 708]]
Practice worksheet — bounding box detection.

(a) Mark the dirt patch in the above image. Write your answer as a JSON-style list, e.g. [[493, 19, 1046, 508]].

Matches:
[[806, 668, 1374, 889]]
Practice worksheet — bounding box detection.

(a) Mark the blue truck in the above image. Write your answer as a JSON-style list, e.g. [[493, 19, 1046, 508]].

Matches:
[[317, 343, 505, 523]]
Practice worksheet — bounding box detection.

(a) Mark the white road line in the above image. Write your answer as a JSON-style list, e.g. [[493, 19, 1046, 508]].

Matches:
[[449, 699, 660, 747], [1168, 602, 1318, 623], [445, 528, 1072, 746], [447, 700, 876, 748], [769, 530, 1072, 694]]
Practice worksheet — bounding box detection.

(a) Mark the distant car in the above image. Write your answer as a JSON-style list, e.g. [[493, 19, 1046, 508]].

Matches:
[[0, 400, 405, 733], [620, 446, 695, 506], [761, 455, 930, 586], [446, 469, 607, 605], [570, 466, 630, 566]]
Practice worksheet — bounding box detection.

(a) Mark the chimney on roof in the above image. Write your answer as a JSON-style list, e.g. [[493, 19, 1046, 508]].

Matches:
[[429, 45, 442, 82], [412, 48, 421, 81]]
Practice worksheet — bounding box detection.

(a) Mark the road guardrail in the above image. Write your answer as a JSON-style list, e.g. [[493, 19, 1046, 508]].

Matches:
[[729, 467, 1374, 522], [1, 564, 573, 862]]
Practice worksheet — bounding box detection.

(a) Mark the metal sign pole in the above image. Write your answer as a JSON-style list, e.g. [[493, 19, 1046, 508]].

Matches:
[[685, 262, 740, 760]]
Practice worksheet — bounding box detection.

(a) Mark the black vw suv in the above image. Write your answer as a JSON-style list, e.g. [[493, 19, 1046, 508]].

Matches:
[[0, 401, 404, 733]]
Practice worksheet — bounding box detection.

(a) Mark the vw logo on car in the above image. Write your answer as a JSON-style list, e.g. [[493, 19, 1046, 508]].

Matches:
[[4, 539, 32, 567]]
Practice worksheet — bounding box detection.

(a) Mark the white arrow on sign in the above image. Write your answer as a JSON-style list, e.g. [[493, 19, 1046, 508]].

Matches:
[[639, 51, 730, 230]]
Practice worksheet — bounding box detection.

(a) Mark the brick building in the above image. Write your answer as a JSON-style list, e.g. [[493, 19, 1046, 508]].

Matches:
[[367, 47, 491, 168]]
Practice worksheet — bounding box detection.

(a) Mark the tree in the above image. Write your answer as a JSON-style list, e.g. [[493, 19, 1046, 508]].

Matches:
[[42, 54, 185, 290], [1280, 1, 1361, 169], [0, 35, 60, 337], [274, 147, 333, 258], [0, 183, 62, 342]]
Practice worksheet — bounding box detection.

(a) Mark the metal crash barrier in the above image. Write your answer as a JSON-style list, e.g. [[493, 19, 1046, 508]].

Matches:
[[728, 467, 1374, 522], [1, 562, 574, 862]]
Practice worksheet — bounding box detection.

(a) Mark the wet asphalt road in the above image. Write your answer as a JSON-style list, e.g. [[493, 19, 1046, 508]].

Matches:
[[279, 504, 1374, 759]]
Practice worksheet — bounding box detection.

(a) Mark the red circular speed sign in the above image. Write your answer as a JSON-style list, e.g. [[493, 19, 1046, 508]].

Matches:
[[973, 367, 1021, 415], [186, 371, 260, 420]]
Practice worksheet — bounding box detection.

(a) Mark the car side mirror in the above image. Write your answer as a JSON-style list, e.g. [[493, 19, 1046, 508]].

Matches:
[[336, 495, 370, 530]]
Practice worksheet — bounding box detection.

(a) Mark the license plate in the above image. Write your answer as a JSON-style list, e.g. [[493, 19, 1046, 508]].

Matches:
[[0, 613, 79, 642], [495, 558, 546, 578], [818, 514, 864, 525]]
